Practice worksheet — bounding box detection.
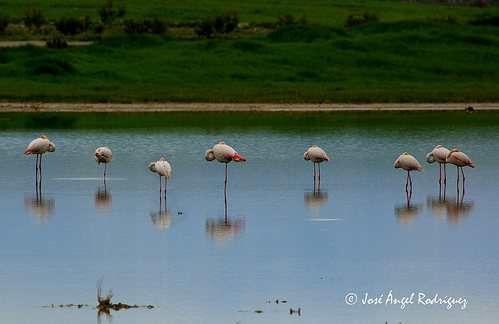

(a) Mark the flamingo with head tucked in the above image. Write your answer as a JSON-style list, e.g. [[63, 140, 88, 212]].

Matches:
[[149, 158, 172, 193], [24, 135, 56, 181], [94, 146, 113, 179], [426, 145, 450, 184], [394, 152, 424, 192], [303, 145, 329, 184], [205, 142, 246, 197], [446, 149, 475, 183]]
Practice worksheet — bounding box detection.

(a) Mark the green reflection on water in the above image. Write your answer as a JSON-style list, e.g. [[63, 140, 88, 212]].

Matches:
[[1, 110, 498, 130]]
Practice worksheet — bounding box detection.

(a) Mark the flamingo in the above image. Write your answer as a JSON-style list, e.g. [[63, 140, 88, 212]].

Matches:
[[149, 158, 172, 193], [446, 149, 475, 183], [24, 135, 56, 181], [303, 145, 329, 184], [394, 152, 424, 192], [205, 142, 246, 200], [94, 146, 112, 179], [426, 145, 450, 184]]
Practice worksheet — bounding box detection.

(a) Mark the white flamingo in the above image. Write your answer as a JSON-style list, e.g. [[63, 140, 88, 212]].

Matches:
[[426, 145, 450, 184], [94, 146, 113, 179], [205, 142, 246, 199], [446, 149, 475, 183], [149, 158, 172, 193], [394, 152, 424, 191], [24, 135, 56, 180], [303, 145, 329, 184]]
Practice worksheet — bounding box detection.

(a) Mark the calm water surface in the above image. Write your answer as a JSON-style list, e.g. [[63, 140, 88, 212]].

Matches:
[[0, 111, 498, 324]]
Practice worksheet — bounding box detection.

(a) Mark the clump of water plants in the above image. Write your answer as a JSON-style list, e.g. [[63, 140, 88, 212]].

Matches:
[[96, 277, 154, 314], [97, 277, 114, 310]]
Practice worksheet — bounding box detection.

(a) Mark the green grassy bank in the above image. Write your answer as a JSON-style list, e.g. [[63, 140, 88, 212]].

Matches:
[[0, 0, 496, 26], [0, 1, 498, 104]]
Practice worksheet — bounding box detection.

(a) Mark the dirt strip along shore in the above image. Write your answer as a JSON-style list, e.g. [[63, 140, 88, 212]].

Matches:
[[1, 102, 498, 113]]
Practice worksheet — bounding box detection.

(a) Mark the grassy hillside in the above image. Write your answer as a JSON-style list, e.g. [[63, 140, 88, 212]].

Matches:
[[0, 0, 497, 104], [0, 0, 495, 25]]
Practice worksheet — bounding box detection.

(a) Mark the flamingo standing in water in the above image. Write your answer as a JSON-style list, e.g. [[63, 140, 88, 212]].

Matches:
[[446, 149, 475, 183], [426, 145, 450, 184], [149, 158, 172, 193], [205, 142, 246, 201], [303, 145, 329, 185], [24, 135, 56, 181], [394, 152, 424, 192], [94, 146, 112, 179]]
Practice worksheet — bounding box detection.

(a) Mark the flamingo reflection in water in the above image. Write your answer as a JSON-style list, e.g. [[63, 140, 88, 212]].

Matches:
[[394, 152, 424, 194], [151, 209, 171, 230], [427, 195, 474, 226], [394, 198, 424, 227], [95, 187, 112, 215], [304, 189, 329, 214], [205, 217, 245, 245], [205, 142, 246, 217], [24, 194, 55, 223], [394, 173, 424, 227], [303, 145, 329, 190]]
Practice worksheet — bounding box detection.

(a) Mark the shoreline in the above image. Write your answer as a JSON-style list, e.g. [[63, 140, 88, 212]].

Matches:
[[0, 41, 93, 47], [1, 102, 498, 113]]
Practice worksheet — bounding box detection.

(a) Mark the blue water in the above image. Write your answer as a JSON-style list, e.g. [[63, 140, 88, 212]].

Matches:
[[0, 112, 498, 324]]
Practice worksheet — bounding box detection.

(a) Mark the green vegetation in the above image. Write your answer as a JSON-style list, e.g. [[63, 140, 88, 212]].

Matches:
[[0, 0, 496, 26], [0, 0, 498, 104]]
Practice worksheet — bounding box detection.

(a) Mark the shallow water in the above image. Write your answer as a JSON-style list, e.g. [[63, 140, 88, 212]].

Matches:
[[0, 111, 498, 323]]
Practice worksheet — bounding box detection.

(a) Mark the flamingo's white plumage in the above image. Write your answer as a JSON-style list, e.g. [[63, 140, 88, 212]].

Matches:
[[426, 145, 450, 184], [394, 152, 424, 191], [24, 135, 56, 179], [205, 142, 246, 164], [205, 142, 246, 198], [94, 146, 112, 178], [446, 149, 475, 182], [149, 158, 172, 193], [303, 145, 329, 183]]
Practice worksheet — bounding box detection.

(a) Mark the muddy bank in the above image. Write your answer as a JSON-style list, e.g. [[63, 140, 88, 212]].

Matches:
[[0, 102, 497, 113], [0, 41, 93, 47]]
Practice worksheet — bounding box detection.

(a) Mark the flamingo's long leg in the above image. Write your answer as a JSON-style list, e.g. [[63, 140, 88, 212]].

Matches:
[[224, 163, 228, 219], [225, 163, 228, 195], [39, 154, 42, 182], [35, 154, 39, 184]]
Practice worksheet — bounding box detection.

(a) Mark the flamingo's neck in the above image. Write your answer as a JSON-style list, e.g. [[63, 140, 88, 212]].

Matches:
[[205, 149, 216, 161]]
